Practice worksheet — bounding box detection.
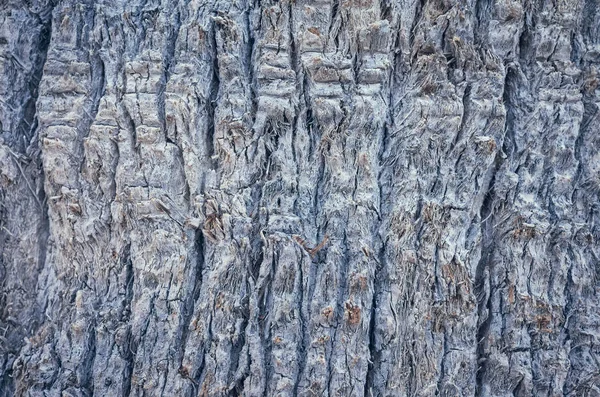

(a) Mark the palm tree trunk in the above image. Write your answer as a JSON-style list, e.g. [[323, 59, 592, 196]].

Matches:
[[1, 0, 599, 395]]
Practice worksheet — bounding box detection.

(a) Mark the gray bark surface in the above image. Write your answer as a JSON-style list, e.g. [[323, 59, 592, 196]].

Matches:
[[0, 0, 599, 395]]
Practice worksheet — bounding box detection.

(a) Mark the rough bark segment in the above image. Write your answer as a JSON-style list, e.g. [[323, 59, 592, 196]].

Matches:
[[1, 0, 599, 396], [474, 0, 600, 394], [0, 2, 54, 396]]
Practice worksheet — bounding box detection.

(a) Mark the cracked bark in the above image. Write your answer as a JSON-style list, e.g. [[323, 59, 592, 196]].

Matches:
[[1, 0, 599, 396]]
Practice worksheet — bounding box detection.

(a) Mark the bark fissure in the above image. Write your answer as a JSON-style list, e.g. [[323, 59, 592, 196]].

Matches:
[[293, 253, 308, 397], [473, 148, 495, 395], [364, 255, 382, 397], [121, 243, 135, 397], [179, 230, 205, 370], [158, 9, 180, 142], [9, 6, 54, 152], [475, 62, 518, 397], [206, 22, 220, 163]]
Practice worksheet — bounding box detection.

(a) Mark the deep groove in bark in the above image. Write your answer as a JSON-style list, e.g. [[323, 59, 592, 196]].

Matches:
[[364, 254, 381, 397], [227, 293, 250, 396], [475, 62, 517, 397], [179, 230, 205, 370], [158, 8, 181, 142], [207, 21, 220, 164], [121, 243, 135, 397], [9, 6, 54, 153], [327, 228, 350, 396], [76, 3, 106, 176], [261, 251, 277, 395], [293, 253, 308, 397], [245, 3, 257, 124]]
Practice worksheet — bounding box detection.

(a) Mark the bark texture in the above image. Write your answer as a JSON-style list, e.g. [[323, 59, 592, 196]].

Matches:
[[1, 0, 599, 395]]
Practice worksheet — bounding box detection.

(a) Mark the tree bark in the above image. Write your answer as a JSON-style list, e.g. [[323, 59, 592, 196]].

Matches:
[[1, 0, 599, 396]]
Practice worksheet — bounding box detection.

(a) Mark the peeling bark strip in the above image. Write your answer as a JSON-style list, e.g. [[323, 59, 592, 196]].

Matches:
[[0, 0, 599, 396]]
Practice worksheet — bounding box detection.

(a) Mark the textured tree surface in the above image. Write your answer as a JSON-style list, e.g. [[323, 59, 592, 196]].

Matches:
[[1, 0, 599, 395]]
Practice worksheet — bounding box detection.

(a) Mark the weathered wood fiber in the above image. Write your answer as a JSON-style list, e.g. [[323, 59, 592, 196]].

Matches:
[[1, 0, 599, 396]]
